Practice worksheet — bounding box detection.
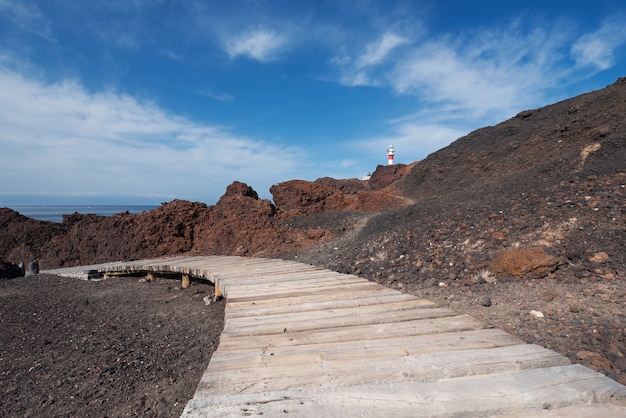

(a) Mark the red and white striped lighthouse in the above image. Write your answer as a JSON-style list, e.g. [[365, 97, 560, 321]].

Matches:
[[387, 144, 394, 166]]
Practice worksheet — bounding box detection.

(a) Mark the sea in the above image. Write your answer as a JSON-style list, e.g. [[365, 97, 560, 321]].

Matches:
[[5, 205, 158, 223]]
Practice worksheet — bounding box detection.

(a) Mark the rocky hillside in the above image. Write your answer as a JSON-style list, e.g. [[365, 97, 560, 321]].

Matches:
[[289, 77, 625, 385], [1, 77, 625, 384], [300, 77, 625, 280]]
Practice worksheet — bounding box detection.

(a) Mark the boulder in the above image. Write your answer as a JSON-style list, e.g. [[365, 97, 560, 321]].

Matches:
[[489, 246, 560, 280], [0, 261, 25, 279]]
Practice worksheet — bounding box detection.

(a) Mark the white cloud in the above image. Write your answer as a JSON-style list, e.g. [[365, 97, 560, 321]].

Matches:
[[571, 17, 626, 70], [224, 28, 287, 62], [0, 70, 305, 203], [334, 19, 589, 125], [333, 32, 409, 87], [356, 32, 408, 68]]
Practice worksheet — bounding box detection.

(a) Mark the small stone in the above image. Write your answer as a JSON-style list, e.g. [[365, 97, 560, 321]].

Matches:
[[540, 291, 558, 302], [479, 296, 492, 307], [577, 350, 611, 370], [27, 260, 39, 275], [615, 357, 626, 372], [529, 310, 544, 318], [589, 252, 609, 264]]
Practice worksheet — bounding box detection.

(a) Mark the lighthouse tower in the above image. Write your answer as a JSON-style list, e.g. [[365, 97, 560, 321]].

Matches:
[[387, 144, 395, 166]]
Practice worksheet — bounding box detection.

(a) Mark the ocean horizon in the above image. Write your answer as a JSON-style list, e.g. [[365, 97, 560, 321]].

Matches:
[[4, 205, 159, 223]]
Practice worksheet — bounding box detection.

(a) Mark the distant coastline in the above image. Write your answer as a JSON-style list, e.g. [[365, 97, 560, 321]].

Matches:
[[5, 205, 158, 223]]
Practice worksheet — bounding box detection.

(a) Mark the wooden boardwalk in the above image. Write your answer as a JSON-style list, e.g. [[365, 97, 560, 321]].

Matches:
[[47, 256, 626, 417]]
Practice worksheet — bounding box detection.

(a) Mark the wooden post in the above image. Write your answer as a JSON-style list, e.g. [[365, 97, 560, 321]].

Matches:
[[214, 280, 222, 298], [182, 273, 191, 289], [146, 272, 156, 282]]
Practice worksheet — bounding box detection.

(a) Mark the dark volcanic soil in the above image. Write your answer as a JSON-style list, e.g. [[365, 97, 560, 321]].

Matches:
[[0, 274, 224, 418]]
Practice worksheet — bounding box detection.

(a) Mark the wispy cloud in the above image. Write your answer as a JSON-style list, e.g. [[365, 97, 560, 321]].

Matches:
[[197, 89, 234, 102], [571, 15, 626, 70], [0, 70, 304, 202], [329, 16, 625, 162], [336, 21, 582, 122], [334, 31, 410, 87], [356, 32, 409, 68], [224, 28, 287, 62], [0, 0, 54, 41]]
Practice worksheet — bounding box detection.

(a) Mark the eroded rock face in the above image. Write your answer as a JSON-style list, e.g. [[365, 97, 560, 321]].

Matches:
[[271, 172, 412, 218], [315, 177, 370, 194], [368, 163, 412, 190], [271, 180, 355, 217]]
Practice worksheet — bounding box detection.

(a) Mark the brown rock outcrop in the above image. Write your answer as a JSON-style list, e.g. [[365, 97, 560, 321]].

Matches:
[[271, 180, 356, 217], [270, 178, 411, 218], [315, 177, 370, 194], [489, 246, 560, 279], [368, 163, 412, 190]]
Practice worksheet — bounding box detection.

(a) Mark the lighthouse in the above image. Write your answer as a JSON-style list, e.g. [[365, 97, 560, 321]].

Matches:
[[387, 144, 395, 166]]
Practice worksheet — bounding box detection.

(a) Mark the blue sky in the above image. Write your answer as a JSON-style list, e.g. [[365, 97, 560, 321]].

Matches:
[[1, 0, 625, 205]]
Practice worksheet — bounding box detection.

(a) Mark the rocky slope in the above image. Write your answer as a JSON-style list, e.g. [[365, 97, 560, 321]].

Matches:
[[1, 77, 625, 383], [290, 77, 626, 384]]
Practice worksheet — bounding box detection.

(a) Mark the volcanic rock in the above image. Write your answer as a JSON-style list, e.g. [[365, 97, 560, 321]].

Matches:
[[489, 246, 560, 280], [271, 177, 410, 218], [368, 163, 412, 190], [589, 251, 610, 264], [315, 177, 370, 194], [271, 180, 353, 217], [0, 260, 24, 279]]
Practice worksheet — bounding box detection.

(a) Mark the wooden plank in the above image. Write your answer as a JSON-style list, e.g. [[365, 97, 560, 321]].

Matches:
[[224, 299, 453, 330], [215, 270, 353, 287], [502, 401, 626, 417], [222, 306, 458, 337], [210, 328, 524, 367], [183, 365, 626, 417], [201, 258, 296, 272], [225, 292, 429, 319], [218, 314, 488, 349], [220, 276, 368, 298], [177, 257, 276, 273], [225, 281, 386, 303], [197, 344, 570, 394], [217, 272, 363, 289], [211, 264, 325, 279], [225, 286, 406, 310]]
